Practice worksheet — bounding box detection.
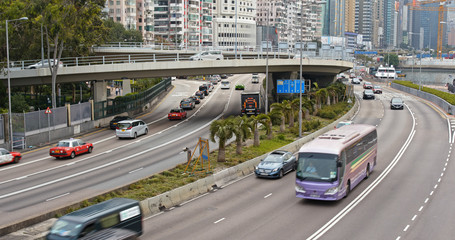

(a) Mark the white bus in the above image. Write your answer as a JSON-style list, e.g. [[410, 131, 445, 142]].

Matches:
[[375, 65, 396, 79]]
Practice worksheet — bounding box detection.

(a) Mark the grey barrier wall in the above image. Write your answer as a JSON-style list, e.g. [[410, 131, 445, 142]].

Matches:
[[1, 98, 359, 239], [69, 102, 92, 125], [391, 83, 454, 115]]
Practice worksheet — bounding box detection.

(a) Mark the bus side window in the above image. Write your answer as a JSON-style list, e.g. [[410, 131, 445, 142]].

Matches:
[[79, 222, 96, 237], [339, 151, 346, 180]]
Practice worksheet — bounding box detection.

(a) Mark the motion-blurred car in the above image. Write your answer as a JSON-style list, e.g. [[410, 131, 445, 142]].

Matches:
[[115, 119, 148, 139], [220, 80, 230, 89], [180, 98, 196, 110], [390, 97, 404, 110], [50, 139, 93, 159], [373, 85, 382, 94], [168, 108, 187, 120], [195, 90, 206, 99], [255, 150, 297, 178], [188, 95, 201, 104], [363, 89, 375, 100], [363, 82, 373, 89], [26, 59, 63, 69], [235, 84, 245, 90], [109, 115, 133, 129], [351, 78, 361, 84], [198, 85, 209, 96], [189, 50, 223, 60], [0, 148, 21, 165], [220, 74, 228, 79]]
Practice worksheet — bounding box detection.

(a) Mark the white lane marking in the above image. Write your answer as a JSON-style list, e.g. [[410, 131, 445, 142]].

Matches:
[[180, 192, 210, 206], [403, 225, 410, 232], [46, 192, 70, 202], [144, 211, 164, 220], [418, 206, 423, 212], [424, 198, 429, 203], [66, 162, 75, 166], [264, 193, 272, 199], [412, 215, 417, 221], [15, 176, 27, 181], [308, 104, 417, 240], [129, 168, 143, 174], [214, 218, 225, 224]]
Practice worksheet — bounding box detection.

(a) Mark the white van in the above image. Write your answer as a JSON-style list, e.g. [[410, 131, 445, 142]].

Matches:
[[189, 50, 223, 61], [221, 80, 230, 89]]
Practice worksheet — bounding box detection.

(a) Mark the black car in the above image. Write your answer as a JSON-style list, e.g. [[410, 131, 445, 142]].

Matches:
[[195, 90, 205, 99], [188, 95, 201, 104], [363, 89, 375, 100], [109, 116, 132, 129], [220, 74, 228, 79], [390, 97, 404, 109]]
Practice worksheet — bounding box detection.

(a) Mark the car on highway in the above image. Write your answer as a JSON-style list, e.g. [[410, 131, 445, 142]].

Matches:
[[0, 148, 21, 165], [109, 115, 133, 130], [195, 90, 205, 99], [251, 74, 259, 83], [220, 80, 230, 89], [373, 85, 382, 94], [363, 81, 373, 89], [198, 85, 209, 96], [363, 89, 375, 100], [188, 95, 201, 104], [26, 59, 63, 69], [50, 138, 93, 159], [351, 78, 361, 84], [180, 98, 196, 110], [168, 108, 187, 120], [189, 50, 223, 61], [115, 119, 148, 139], [220, 74, 228, 79], [254, 150, 297, 178], [205, 83, 214, 92], [335, 120, 354, 129], [390, 97, 404, 110], [235, 84, 245, 90]]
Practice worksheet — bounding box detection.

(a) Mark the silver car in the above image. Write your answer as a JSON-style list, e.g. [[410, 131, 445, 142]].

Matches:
[[189, 50, 223, 60], [115, 120, 148, 139]]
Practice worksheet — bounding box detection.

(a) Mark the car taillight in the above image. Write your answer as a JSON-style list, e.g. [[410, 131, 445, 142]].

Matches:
[[116, 126, 120, 129], [127, 126, 132, 130]]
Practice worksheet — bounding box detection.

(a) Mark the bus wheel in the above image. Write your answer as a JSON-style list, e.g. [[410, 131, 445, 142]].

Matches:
[[365, 164, 370, 179], [344, 182, 351, 198]]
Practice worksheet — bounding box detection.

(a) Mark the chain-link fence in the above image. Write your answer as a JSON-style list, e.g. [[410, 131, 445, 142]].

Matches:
[[70, 102, 92, 125]]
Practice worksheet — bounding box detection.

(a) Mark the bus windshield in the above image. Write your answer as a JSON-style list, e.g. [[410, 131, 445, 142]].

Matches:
[[297, 153, 338, 182]]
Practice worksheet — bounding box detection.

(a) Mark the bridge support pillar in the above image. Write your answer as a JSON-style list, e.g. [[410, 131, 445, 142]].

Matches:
[[93, 80, 107, 102], [122, 78, 131, 96]]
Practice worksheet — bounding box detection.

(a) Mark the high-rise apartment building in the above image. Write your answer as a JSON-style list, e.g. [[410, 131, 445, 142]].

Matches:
[[355, 0, 373, 44], [345, 0, 356, 32], [213, 0, 257, 50]]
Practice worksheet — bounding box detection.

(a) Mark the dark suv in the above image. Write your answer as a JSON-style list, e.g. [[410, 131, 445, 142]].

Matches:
[[390, 97, 404, 109], [199, 85, 209, 96], [363, 89, 375, 100], [109, 116, 132, 129]]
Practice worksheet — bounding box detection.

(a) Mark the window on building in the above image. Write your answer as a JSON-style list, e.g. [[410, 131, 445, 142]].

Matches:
[[116, 0, 120, 4], [116, 17, 121, 21], [109, 0, 114, 5]]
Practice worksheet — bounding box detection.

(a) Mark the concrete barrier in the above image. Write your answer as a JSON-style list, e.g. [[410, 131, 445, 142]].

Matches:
[[1, 98, 359, 239]]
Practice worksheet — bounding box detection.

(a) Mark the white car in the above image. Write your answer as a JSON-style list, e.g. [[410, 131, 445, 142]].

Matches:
[[220, 80, 230, 89], [189, 50, 223, 61], [115, 119, 148, 139], [26, 59, 63, 69], [251, 74, 259, 83]]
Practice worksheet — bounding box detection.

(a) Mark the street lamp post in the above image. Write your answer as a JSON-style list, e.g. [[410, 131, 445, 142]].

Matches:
[[6, 17, 28, 151], [234, 0, 238, 59], [265, 9, 270, 114], [299, 4, 303, 138]]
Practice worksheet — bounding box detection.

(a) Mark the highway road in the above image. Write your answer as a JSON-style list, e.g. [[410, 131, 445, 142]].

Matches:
[[0, 74, 261, 232], [141, 82, 455, 239]]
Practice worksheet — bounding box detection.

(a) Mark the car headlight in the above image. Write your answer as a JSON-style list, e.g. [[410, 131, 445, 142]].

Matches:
[[295, 185, 305, 193], [325, 187, 339, 195], [254, 166, 258, 170], [272, 168, 279, 172]]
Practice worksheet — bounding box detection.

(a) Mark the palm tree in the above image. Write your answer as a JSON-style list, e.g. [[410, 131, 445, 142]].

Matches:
[[229, 115, 252, 155], [271, 102, 286, 132], [248, 114, 271, 146], [209, 118, 234, 162], [290, 98, 302, 128]]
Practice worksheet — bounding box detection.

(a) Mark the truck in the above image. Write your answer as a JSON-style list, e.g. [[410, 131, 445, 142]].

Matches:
[[241, 92, 262, 115]]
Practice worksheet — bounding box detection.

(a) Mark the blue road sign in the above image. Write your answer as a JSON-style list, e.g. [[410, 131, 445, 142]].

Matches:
[[277, 79, 305, 93]]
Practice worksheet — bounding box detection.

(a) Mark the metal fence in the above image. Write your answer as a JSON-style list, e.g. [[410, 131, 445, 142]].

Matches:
[[70, 102, 92, 125], [0, 115, 4, 144], [94, 78, 172, 120], [13, 106, 68, 136]]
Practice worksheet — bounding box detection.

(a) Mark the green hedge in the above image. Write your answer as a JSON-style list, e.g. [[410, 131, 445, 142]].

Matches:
[[393, 80, 455, 105]]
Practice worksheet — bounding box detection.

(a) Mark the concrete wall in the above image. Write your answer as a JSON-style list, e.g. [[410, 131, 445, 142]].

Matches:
[[1, 97, 359, 239]]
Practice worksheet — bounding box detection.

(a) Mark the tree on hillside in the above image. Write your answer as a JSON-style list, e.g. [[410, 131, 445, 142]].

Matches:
[[28, 0, 107, 108], [210, 118, 233, 162], [104, 19, 143, 43]]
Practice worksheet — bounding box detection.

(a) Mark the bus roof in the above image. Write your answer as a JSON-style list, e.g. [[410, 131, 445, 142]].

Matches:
[[298, 124, 376, 155]]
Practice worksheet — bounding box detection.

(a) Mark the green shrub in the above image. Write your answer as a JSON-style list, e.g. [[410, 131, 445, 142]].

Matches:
[[394, 80, 455, 105], [317, 109, 337, 119]]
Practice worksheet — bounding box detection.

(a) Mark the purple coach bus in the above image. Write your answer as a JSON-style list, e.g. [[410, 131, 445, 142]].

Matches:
[[295, 124, 377, 201]]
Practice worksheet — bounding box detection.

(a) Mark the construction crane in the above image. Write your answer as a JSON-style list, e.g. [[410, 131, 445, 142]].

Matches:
[[407, 0, 454, 58]]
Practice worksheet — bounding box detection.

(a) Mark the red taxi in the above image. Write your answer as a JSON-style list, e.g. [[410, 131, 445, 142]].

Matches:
[[50, 138, 93, 159], [0, 148, 22, 165], [168, 108, 187, 120]]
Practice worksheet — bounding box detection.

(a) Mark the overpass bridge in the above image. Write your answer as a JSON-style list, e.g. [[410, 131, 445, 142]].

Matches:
[[2, 55, 353, 102]]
